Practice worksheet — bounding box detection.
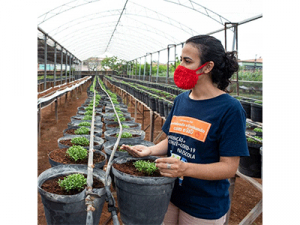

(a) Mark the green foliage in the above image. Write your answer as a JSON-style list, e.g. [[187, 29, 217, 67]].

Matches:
[[114, 116, 125, 122], [58, 173, 87, 192], [66, 146, 88, 161], [85, 106, 93, 111], [71, 137, 90, 146], [101, 56, 127, 74], [83, 115, 92, 120], [74, 127, 90, 135], [254, 100, 262, 104], [253, 127, 263, 133], [247, 136, 263, 144], [78, 122, 91, 127], [133, 160, 158, 175], [116, 132, 133, 138], [95, 94, 101, 101], [84, 110, 93, 116], [119, 124, 130, 129]]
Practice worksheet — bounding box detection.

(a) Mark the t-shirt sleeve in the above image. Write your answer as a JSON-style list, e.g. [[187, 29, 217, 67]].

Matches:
[[162, 98, 177, 135], [218, 103, 250, 157]]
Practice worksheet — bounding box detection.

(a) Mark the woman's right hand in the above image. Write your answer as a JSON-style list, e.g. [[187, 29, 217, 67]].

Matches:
[[120, 144, 152, 158]]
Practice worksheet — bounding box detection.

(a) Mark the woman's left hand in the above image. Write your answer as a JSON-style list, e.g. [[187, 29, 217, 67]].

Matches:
[[155, 157, 187, 177]]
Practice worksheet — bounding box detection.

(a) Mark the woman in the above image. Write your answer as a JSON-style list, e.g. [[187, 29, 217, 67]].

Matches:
[[121, 35, 249, 224]]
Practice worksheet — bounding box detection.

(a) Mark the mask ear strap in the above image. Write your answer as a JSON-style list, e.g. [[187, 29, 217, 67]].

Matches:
[[195, 62, 209, 71]]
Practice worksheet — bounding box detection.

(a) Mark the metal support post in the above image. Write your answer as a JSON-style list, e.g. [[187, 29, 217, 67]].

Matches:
[[143, 56, 146, 81], [149, 53, 152, 82], [60, 47, 63, 84], [53, 42, 57, 86], [166, 45, 170, 84], [156, 51, 160, 83], [44, 33, 47, 90], [139, 57, 142, 80], [65, 51, 68, 83]]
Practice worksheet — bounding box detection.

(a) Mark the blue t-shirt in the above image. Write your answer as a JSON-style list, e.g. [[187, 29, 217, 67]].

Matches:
[[162, 91, 249, 220]]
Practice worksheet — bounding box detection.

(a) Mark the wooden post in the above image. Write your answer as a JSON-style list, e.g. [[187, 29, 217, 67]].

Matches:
[[134, 99, 137, 121], [225, 176, 236, 225], [142, 105, 145, 130], [150, 109, 155, 142], [55, 97, 58, 122], [65, 92, 68, 103], [38, 104, 41, 141]]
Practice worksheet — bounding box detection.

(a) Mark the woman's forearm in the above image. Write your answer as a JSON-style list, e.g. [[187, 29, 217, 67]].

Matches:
[[149, 138, 169, 156]]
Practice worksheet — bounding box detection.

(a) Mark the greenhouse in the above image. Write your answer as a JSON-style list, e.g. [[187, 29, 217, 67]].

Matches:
[[36, 0, 263, 224]]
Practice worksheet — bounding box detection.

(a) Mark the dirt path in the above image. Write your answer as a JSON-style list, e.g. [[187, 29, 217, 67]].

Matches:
[[37, 81, 262, 225]]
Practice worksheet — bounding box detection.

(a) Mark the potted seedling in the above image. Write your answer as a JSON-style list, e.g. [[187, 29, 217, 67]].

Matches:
[[63, 126, 103, 137], [111, 156, 176, 224], [253, 127, 263, 137], [104, 129, 145, 142], [105, 121, 141, 131], [239, 136, 262, 178], [48, 145, 106, 169], [38, 165, 110, 225], [57, 135, 104, 150], [68, 121, 104, 129]]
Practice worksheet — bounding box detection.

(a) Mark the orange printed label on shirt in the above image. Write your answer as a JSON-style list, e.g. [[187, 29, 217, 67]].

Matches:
[[169, 116, 211, 142]]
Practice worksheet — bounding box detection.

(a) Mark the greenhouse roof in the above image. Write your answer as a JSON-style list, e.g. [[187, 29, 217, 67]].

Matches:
[[37, 0, 263, 62]]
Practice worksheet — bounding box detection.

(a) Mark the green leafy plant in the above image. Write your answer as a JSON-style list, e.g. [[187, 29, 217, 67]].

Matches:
[[247, 136, 262, 144], [85, 106, 93, 111], [84, 110, 93, 116], [74, 127, 90, 135], [83, 115, 92, 120], [116, 132, 133, 138], [118, 124, 130, 129], [114, 116, 125, 122], [78, 122, 91, 127], [254, 100, 262, 104], [71, 137, 90, 146], [58, 173, 87, 192], [253, 127, 263, 133], [66, 146, 88, 161], [133, 160, 158, 175]]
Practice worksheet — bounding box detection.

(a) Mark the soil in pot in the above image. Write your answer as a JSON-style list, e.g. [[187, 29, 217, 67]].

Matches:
[[41, 174, 104, 195], [113, 159, 162, 177], [49, 148, 105, 165], [59, 139, 99, 147]]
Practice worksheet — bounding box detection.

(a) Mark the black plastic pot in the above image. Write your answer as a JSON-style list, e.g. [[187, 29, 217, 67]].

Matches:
[[57, 135, 104, 150], [38, 165, 110, 225], [239, 142, 262, 178], [112, 156, 176, 225], [155, 98, 160, 113], [240, 100, 251, 119], [167, 102, 173, 118], [48, 150, 107, 169], [70, 115, 102, 123], [158, 99, 164, 117], [149, 96, 156, 111], [163, 100, 169, 118], [251, 103, 262, 122]]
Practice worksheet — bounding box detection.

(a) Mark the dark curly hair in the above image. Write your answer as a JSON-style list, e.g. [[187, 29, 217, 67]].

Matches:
[[186, 35, 239, 92]]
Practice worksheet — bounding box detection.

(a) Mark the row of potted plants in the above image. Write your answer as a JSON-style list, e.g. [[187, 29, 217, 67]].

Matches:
[[235, 96, 263, 123], [38, 77, 110, 224], [105, 76, 174, 119], [97, 76, 177, 224]]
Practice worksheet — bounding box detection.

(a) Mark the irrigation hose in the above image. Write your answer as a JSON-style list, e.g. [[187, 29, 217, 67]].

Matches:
[[85, 77, 97, 225], [97, 76, 121, 225]]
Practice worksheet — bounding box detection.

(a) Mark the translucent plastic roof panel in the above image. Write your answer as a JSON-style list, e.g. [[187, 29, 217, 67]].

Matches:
[[38, 0, 262, 61]]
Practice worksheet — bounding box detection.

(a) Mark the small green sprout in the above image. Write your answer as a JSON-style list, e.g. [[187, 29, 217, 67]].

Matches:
[[116, 132, 133, 138], [74, 127, 90, 135], [247, 136, 263, 144], [71, 137, 90, 146], [83, 115, 92, 120], [254, 100, 262, 104], [66, 146, 88, 161], [253, 127, 263, 133], [133, 160, 158, 175], [84, 110, 93, 116], [114, 116, 126, 122], [58, 173, 87, 192], [78, 122, 91, 127]]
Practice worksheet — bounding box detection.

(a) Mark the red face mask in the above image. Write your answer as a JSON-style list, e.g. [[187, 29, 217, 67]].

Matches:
[[174, 62, 208, 90]]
